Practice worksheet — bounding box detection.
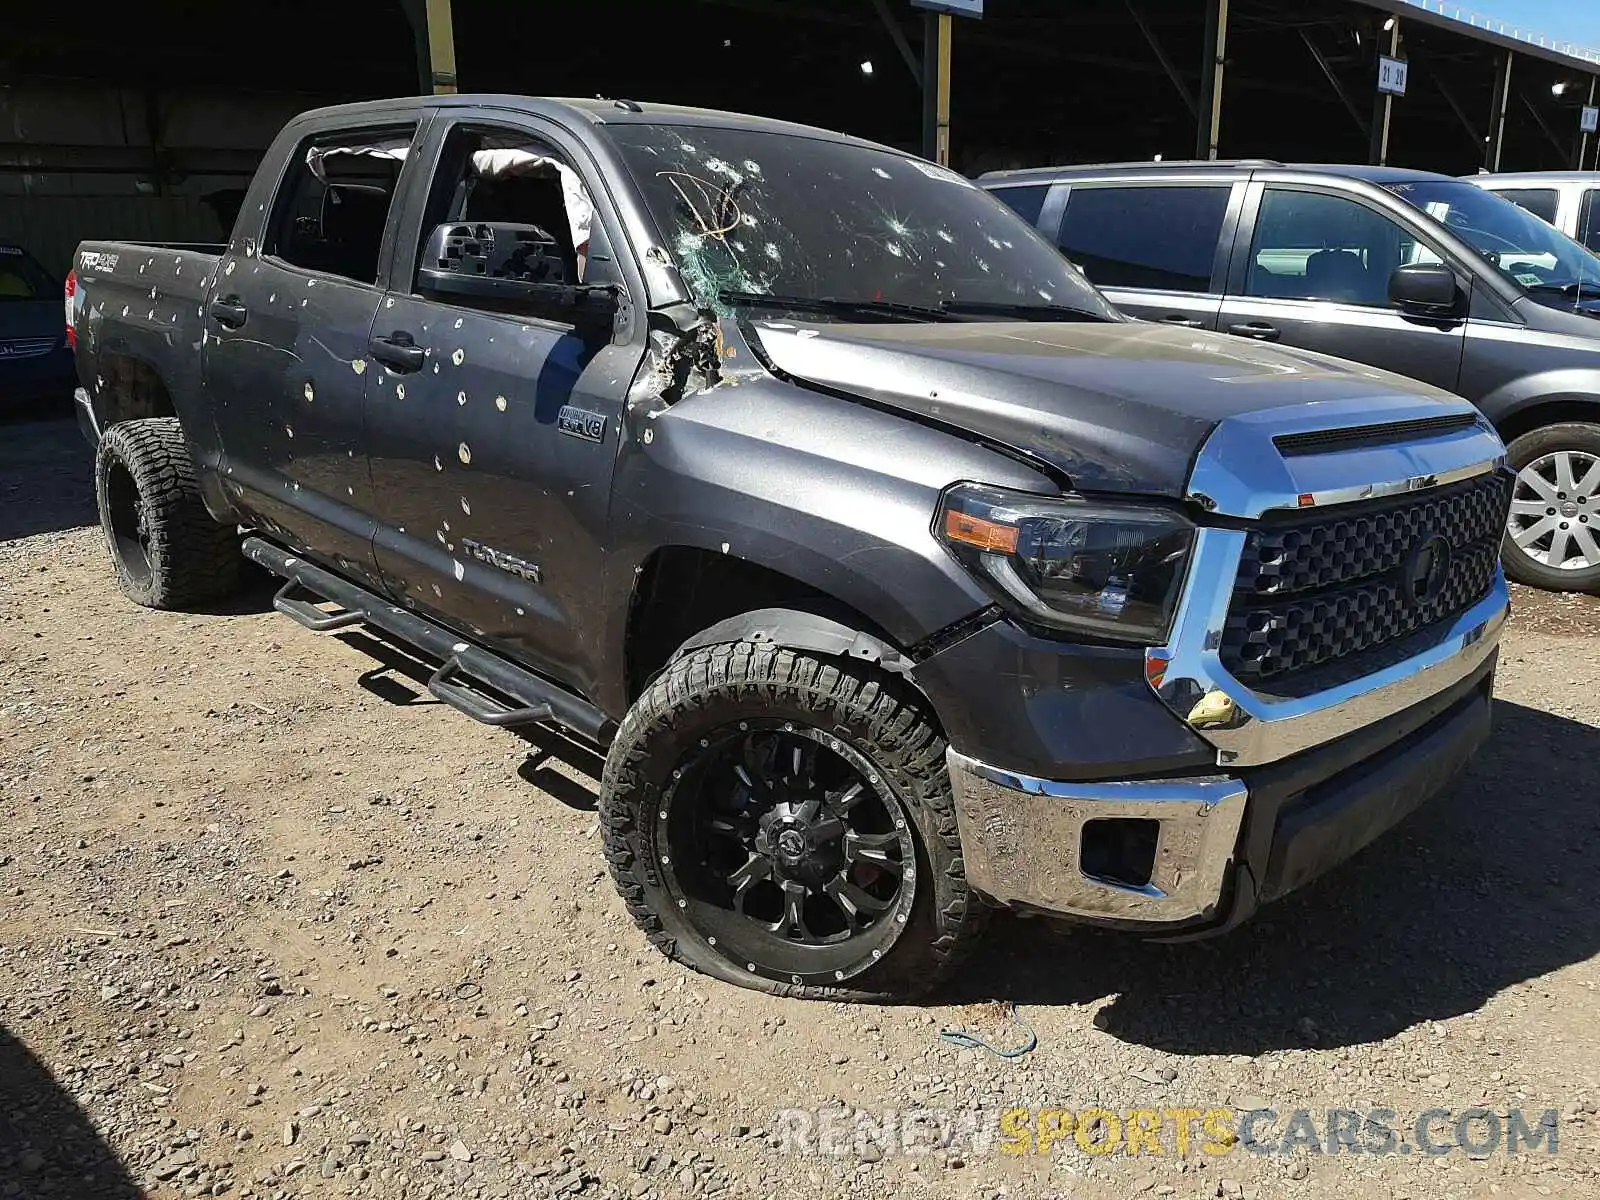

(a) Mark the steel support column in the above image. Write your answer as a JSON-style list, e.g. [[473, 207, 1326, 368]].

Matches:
[[424, 0, 458, 94], [1196, 0, 1229, 160], [920, 12, 952, 165], [1369, 19, 1400, 165], [1487, 49, 1514, 171], [1580, 77, 1597, 170]]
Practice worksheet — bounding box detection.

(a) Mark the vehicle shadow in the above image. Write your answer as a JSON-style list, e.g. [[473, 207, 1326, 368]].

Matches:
[[0, 415, 96, 542], [945, 699, 1600, 1053], [0, 1024, 141, 1197], [334, 627, 602, 810]]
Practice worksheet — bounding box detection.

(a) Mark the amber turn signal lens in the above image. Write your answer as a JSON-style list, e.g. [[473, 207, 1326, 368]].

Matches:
[[944, 509, 1020, 554]]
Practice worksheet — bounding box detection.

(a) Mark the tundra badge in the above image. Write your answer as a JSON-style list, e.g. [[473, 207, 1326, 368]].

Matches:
[[461, 539, 542, 584]]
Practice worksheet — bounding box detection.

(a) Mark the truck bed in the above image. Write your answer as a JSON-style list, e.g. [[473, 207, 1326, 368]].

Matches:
[[71, 239, 222, 443]]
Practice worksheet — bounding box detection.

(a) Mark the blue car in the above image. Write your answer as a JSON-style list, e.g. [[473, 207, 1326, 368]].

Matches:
[[1, 244, 75, 414]]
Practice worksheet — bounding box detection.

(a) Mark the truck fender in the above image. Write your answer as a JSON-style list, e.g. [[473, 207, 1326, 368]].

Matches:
[[672, 607, 918, 676]]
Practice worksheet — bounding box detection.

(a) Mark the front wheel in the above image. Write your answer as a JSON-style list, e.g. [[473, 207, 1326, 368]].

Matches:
[[599, 638, 985, 1001], [1501, 422, 1600, 593]]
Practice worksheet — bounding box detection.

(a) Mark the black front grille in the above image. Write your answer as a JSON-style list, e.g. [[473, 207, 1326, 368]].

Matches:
[[1220, 471, 1511, 688]]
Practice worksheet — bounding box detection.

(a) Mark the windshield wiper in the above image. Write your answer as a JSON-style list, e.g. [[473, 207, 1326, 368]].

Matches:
[[717, 290, 951, 322], [1524, 281, 1594, 297], [937, 298, 1110, 322]]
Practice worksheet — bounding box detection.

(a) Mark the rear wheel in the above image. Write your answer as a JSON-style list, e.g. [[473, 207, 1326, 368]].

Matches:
[[95, 417, 240, 609], [599, 636, 985, 1001], [1502, 423, 1600, 593]]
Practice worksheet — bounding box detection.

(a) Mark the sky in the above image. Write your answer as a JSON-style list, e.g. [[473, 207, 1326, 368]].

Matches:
[[1462, 1, 1600, 49]]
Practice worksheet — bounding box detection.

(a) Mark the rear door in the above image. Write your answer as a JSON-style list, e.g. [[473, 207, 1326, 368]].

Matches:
[[1578, 186, 1600, 254], [1218, 181, 1467, 393], [202, 112, 426, 591], [1045, 179, 1242, 331], [365, 111, 648, 697]]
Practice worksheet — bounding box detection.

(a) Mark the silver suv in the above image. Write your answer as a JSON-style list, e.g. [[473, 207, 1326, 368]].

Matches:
[[1464, 171, 1600, 255]]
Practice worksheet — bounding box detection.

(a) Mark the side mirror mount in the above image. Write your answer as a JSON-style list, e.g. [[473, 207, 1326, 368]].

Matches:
[[418, 222, 619, 334], [1389, 263, 1462, 315]]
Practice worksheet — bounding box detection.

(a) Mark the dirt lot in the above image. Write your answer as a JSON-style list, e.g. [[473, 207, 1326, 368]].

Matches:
[[4, 414, 1600, 1200]]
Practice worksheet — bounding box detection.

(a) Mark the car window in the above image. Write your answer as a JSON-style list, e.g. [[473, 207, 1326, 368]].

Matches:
[[409, 123, 606, 314], [1488, 187, 1560, 225], [1055, 185, 1229, 292], [1246, 188, 1417, 308], [1581, 189, 1600, 254], [265, 124, 418, 285], [987, 184, 1050, 228], [0, 247, 53, 300]]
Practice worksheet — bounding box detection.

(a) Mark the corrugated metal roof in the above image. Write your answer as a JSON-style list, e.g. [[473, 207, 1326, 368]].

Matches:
[[1356, 0, 1600, 71]]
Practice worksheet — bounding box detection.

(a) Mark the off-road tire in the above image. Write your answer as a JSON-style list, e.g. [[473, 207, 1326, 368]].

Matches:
[[94, 417, 241, 610], [1501, 422, 1600, 593], [600, 639, 986, 1001]]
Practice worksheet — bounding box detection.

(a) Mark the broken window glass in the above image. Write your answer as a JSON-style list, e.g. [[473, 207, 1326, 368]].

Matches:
[[606, 125, 1117, 322]]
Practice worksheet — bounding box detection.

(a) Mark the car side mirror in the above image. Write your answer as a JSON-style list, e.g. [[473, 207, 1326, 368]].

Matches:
[[1389, 263, 1462, 314], [418, 221, 618, 333]]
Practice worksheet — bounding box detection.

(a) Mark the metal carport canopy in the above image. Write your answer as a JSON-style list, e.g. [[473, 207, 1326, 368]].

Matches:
[[1352, 0, 1600, 72]]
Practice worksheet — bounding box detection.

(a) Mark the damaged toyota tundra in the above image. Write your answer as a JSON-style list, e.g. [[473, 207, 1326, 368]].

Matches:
[[67, 96, 1511, 1000]]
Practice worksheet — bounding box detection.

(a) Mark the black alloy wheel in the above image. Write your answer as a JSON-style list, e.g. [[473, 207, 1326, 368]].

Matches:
[[660, 722, 917, 986]]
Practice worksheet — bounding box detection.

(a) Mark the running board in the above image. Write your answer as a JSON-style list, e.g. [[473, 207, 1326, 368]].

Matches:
[[242, 537, 613, 744]]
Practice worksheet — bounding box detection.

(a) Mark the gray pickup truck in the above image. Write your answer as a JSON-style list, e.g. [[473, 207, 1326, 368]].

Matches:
[[67, 95, 1510, 1000]]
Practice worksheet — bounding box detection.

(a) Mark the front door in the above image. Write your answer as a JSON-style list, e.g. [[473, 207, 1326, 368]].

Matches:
[[1219, 184, 1467, 393], [203, 118, 423, 590], [366, 116, 645, 697]]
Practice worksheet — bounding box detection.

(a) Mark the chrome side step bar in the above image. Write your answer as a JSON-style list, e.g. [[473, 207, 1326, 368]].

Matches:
[[243, 537, 613, 744]]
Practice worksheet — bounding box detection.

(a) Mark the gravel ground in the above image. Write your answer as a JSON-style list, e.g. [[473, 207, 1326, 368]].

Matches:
[[3, 414, 1599, 1200]]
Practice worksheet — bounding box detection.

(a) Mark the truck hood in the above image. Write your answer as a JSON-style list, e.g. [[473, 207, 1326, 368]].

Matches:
[[749, 318, 1461, 496]]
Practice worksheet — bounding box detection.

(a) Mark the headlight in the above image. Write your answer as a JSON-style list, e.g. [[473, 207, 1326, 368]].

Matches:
[[935, 482, 1194, 642]]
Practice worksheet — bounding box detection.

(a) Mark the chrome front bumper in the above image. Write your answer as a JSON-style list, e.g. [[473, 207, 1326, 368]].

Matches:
[[951, 573, 1507, 925], [949, 755, 1248, 922]]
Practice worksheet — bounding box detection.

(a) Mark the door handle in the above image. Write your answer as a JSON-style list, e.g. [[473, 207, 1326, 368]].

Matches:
[[1227, 321, 1281, 342], [209, 297, 248, 329], [1157, 315, 1205, 328], [369, 333, 427, 373]]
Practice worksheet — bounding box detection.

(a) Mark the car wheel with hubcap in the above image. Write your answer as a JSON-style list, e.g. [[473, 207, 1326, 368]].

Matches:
[[1502, 422, 1600, 593], [600, 633, 984, 1001]]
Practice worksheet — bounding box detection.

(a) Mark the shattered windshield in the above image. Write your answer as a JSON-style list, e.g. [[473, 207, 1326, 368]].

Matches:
[[1384, 179, 1600, 305], [606, 124, 1118, 322]]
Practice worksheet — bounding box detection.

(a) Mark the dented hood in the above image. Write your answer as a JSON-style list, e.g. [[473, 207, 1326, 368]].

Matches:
[[750, 319, 1449, 496]]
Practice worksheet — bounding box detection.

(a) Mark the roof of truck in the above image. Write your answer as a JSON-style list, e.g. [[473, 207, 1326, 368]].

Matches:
[[294, 94, 888, 150]]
